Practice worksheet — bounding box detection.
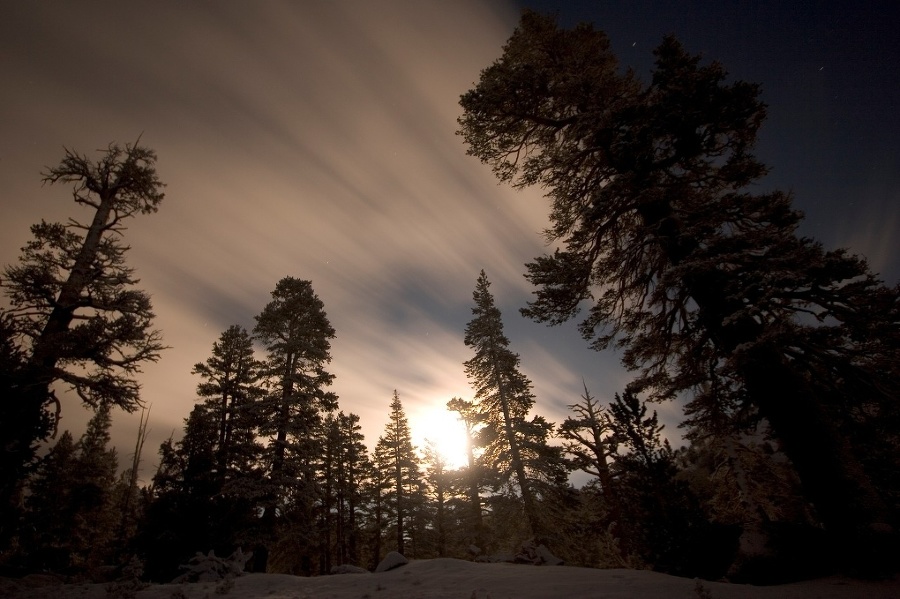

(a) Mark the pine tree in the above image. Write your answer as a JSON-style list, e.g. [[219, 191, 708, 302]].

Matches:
[[192, 325, 264, 485], [607, 391, 673, 473], [138, 405, 241, 580], [317, 412, 368, 573], [178, 405, 220, 500], [70, 403, 119, 569], [21, 430, 79, 571], [363, 456, 390, 569], [252, 278, 337, 571], [373, 391, 421, 556], [606, 390, 704, 572], [333, 412, 369, 566], [254, 278, 336, 488], [421, 440, 452, 557], [446, 397, 486, 549], [23, 405, 119, 573], [139, 431, 197, 581], [0, 141, 165, 533], [559, 383, 616, 499], [458, 12, 898, 549], [463, 270, 560, 539]]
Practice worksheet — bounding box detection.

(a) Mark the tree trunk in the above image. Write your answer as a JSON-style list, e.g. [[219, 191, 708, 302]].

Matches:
[[395, 458, 404, 554], [743, 349, 892, 532], [30, 191, 115, 377], [491, 355, 542, 539], [723, 435, 772, 577]]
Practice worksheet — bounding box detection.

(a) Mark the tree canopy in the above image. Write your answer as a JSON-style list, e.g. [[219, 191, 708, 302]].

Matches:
[[458, 11, 898, 552]]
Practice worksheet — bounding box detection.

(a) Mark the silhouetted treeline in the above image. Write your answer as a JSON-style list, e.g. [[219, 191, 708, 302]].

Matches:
[[3, 268, 894, 583]]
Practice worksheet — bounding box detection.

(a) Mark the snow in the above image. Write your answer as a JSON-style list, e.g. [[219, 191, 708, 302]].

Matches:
[[4, 558, 898, 599]]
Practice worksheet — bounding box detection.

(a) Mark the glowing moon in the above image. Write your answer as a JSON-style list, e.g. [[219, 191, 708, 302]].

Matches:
[[415, 405, 470, 470]]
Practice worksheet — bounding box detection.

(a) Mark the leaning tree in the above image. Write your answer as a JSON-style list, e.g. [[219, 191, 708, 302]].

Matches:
[[463, 270, 564, 539], [1, 141, 166, 540]]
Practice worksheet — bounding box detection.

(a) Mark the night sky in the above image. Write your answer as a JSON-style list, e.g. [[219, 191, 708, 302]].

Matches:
[[2, 1, 897, 477]]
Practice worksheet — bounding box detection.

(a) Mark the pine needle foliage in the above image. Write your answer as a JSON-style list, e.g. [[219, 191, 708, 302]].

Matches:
[[458, 11, 899, 547], [463, 270, 564, 540]]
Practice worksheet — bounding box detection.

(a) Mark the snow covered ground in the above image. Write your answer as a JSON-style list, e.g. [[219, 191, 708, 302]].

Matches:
[[3, 558, 898, 599]]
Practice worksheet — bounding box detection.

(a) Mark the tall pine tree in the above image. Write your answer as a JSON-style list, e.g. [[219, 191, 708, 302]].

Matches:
[[333, 412, 370, 567], [463, 270, 561, 539], [253, 277, 337, 572], [373, 391, 421, 556], [317, 413, 370, 572]]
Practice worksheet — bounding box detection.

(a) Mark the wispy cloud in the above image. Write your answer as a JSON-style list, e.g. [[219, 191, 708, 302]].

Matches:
[[4, 1, 623, 465]]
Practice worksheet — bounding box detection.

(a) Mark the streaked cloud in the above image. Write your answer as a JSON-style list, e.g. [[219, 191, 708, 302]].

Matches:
[[1, 1, 605, 470]]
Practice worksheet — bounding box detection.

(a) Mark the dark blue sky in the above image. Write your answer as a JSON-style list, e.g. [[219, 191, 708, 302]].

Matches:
[[519, 0, 900, 282]]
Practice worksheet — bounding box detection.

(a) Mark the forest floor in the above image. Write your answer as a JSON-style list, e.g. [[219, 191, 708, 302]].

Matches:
[[2, 558, 899, 599]]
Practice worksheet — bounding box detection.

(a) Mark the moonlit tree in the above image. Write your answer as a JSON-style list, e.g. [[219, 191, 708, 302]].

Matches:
[[558, 383, 618, 516], [446, 396, 486, 546], [458, 11, 898, 547], [373, 390, 422, 556]]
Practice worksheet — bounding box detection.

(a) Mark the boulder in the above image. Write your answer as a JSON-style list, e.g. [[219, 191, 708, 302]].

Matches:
[[515, 539, 564, 566], [535, 544, 564, 566], [172, 548, 253, 583], [375, 551, 408, 572]]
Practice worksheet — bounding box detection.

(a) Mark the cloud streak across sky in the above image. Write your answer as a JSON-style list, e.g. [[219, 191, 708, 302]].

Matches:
[[2, 1, 898, 475], [2, 1, 601, 465]]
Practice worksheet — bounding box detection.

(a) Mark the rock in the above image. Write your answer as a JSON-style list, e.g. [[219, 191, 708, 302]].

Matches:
[[375, 551, 408, 572], [474, 539, 563, 565], [515, 540, 541, 565], [331, 564, 370, 574], [535, 544, 564, 566], [172, 547, 253, 583], [514, 539, 563, 565]]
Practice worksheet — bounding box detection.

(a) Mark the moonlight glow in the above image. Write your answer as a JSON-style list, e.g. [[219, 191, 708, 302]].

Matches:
[[415, 406, 470, 470]]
